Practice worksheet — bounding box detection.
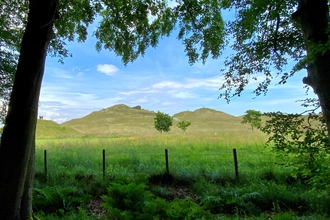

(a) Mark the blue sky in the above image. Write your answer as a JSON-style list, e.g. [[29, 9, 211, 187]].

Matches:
[[39, 22, 316, 123]]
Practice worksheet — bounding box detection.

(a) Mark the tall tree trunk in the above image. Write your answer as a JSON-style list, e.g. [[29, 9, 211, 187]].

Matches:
[[0, 0, 58, 219], [293, 0, 330, 140], [20, 137, 36, 219]]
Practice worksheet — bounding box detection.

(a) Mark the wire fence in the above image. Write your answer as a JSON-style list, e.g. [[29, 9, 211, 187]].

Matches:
[[40, 148, 240, 181]]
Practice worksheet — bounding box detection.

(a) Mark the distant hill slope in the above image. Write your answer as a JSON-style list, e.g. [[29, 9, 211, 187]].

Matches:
[[172, 108, 245, 133], [61, 104, 157, 136], [36, 119, 84, 138], [59, 104, 251, 136]]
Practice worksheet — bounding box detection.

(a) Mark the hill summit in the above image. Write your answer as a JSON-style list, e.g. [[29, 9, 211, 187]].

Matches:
[[61, 104, 157, 135]]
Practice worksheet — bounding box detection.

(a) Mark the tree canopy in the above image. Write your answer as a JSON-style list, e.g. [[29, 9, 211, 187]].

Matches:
[[241, 110, 262, 131], [0, 1, 26, 123], [177, 120, 192, 133], [1, 1, 326, 106], [154, 111, 173, 133], [220, 0, 305, 101]]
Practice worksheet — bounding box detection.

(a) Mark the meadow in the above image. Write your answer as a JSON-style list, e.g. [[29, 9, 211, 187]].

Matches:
[[32, 106, 330, 219], [35, 132, 268, 184], [33, 132, 330, 220]]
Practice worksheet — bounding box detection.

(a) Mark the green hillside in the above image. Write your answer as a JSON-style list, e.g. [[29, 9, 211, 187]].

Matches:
[[59, 104, 253, 136], [172, 108, 249, 133], [35, 104, 258, 138], [36, 119, 84, 139], [61, 104, 157, 136]]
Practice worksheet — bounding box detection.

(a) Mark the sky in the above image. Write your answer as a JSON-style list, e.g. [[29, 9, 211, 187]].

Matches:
[[39, 18, 316, 124]]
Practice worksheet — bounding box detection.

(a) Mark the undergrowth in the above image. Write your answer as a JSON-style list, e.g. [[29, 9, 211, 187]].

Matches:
[[33, 171, 330, 219]]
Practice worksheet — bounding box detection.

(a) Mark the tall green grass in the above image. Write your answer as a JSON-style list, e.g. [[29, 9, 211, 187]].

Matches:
[[35, 133, 275, 184]]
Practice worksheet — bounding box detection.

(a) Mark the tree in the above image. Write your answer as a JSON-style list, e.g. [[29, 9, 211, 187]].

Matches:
[[177, 120, 191, 133], [1, 2, 224, 216], [154, 111, 173, 133], [241, 110, 262, 132], [219, 1, 330, 141]]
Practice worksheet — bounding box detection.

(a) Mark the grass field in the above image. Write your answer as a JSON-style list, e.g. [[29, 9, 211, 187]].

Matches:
[[32, 105, 330, 219], [35, 132, 269, 182], [33, 133, 330, 220]]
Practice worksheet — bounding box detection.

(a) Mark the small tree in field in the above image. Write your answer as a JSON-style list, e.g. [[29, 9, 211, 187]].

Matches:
[[177, 120, 191, 133], [154, 111, 173, 133], [241, 110, 262, 131]]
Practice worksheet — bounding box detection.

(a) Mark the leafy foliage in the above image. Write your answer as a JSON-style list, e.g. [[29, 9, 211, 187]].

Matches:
[[33, 186, 91, 215], [1, 0, 227, 67], [165, 198, 212, 219], [0, 1, 27, 123], [195, 178, 310, 216], [177, 120, 191, 133], [93, 0, 226, 65], [219, 0, 304, 101], [260, 111, 330, 188], [241, 110, 262, 131], [175, 0, 226, 65], [154, 111, 173, 133], [101, 175, 212, 219]]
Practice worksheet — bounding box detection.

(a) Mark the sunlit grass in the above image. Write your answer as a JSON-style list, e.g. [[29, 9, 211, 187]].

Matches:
[[35, 132, 277, 185]]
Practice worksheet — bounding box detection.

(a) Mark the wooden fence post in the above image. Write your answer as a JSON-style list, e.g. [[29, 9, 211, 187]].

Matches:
[[165, 149, 169, 174], [44, 150, 47, 181], [103, 149, 105, 179], [233, 148, 239, 179]]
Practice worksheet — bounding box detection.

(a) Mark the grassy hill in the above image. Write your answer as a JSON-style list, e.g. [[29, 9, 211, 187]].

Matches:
[[36, 119, 84, 138], [172, 108, 245, 133], [36, 104, 257, 138], [61, 104, 157, 136]]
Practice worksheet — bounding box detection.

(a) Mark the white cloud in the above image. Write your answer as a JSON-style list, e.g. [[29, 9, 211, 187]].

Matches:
[[119, 89, 158, 96], [152, 81, 182, 89], [171, 91, 197, 99], [47, 67, 73, 79], [97, 64, 119, 75], [134, 98, 149, 103], [161, 101, 177, 106], [151, 76, 224, 90], [39, 101, 66, 107], [42, 111, 60, 118]]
